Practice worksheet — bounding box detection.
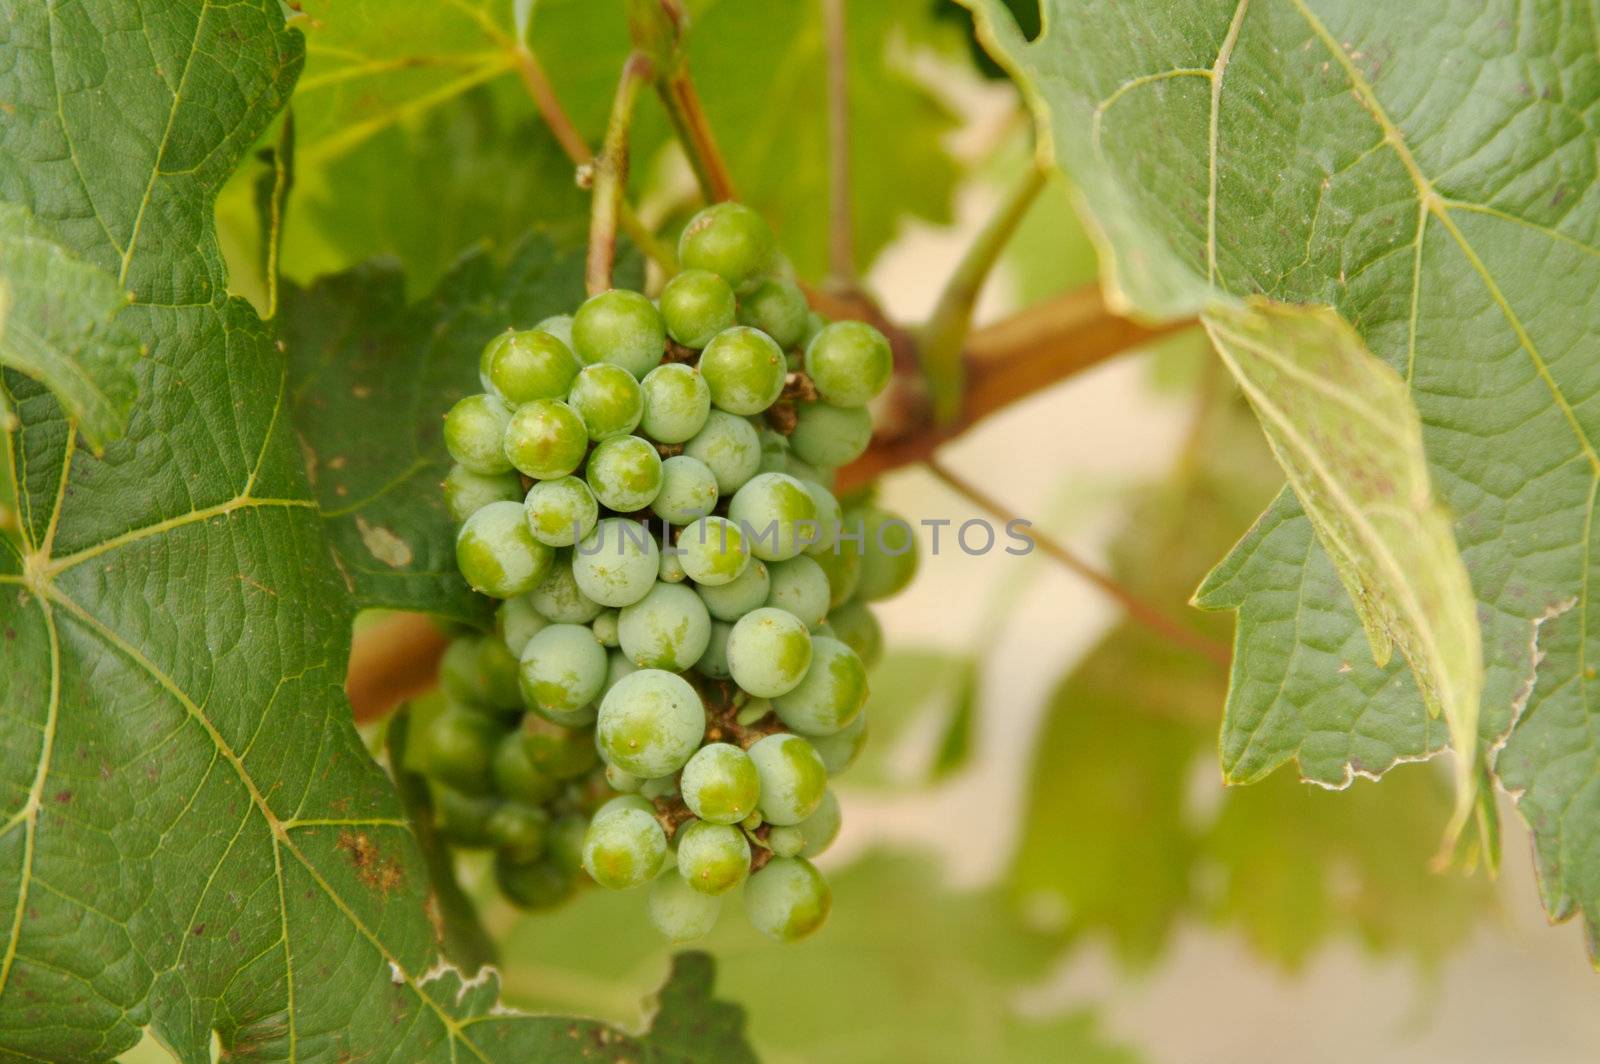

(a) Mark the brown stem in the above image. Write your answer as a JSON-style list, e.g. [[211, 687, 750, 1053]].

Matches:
[[659, 67, 736, 202], [822, 0, 853, 282], [347, 614, 449, 724], [588, 52, 655, 295], [924, 457, 1231, 668]]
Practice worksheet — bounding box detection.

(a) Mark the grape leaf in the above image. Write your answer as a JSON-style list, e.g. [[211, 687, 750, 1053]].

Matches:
[[0, 2, 753, 1058], [963, 0, 1600, 943], [279, 227, 602, 623], [0, 203, 141, 453]]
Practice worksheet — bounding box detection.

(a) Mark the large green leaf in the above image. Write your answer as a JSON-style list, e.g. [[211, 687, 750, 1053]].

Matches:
[[964, 0, 1600, 943], [0, 3, 752, 1058], [0, 204, 141, 453]]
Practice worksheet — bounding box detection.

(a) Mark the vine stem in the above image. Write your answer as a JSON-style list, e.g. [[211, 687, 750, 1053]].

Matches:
[[587, 52, 655, 295], [919, 164, 1049, 424], [822, 0, 854, 282], [628, 0, 737, 201], [923, 457, 1231, 668]]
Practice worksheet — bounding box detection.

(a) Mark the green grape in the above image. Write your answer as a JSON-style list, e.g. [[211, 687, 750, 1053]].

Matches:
[[571, 289, 666, 379], [567, 362, 644, 441], [582, 795, 668, 890], [737, 697, 773, 726], [477, 635, 524, 710], [434, 786, 499, 848], [496, 854, 574, 910], [728, 473, 819, 562], [807, 711, 866, 776], [489, 328, 583, 404], [618, 582, 712, 670], [522, 717, 600, 779], [684, 410, 762, 494], [675, 820, 750, 895], [518, 623, 607, 724], [764, 555, 831, 630], [586, 435, 663, 513], [639, 774, 678, 800], [677, 201, 775, 290], [747, 732, 827, 825], [596, 669, 706, 778], [737, 276, 809, 348], [601, 649, 639, 698], [696, 557, 769, 622], [456, 500, 554, 598], [524, 475, 599, 548], [795, 788, 841, 858], [592, 608, 620, 647], [658, 548, 688, 584], [699, 326, 787, 415], [497, 594, 549, 656], [766, 825, 805, 858], [799, 310, 826, 348], [535, 314, 575, 347], [487, 802, 549, 862], [772, 636, 868, 736], [443, 464, 522, 524], [741, 810, 764, 831], [800, 480, 841, 555], [444, 393, 514, 475], [814, 620, 838, 639], [695, 621, 733, 679], [573, 518, 661, 607], [648, 872, 722, 941], [785, 454, 834, 489], [492, 732, 560, 805], [744, 856, 831, 942], [659, 268, 736, 348], [650, 454, 719, 526], [418, 707, 501, 794], [726, 607, 813, 698], [757, 427, 789, 475], [826, 599, 882, 668], [640, 363, 712, 443], [606, 763, 644, 793], [788, 401, 872, 468], [504, 398, 588, 480], [811, 545, 862, 610], [547, 814, 588, 872], [850, 505, 919, 601], [439, 636, 490, 706], [680, 742, 760, 825], [677, 515, 751, 586], [803, 321, 893, 407], [529, 551, 604, 623], [479, 329, 512, 391]]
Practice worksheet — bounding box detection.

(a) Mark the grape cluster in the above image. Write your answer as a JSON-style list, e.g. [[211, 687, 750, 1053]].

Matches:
[[425, 202, 916, 942]]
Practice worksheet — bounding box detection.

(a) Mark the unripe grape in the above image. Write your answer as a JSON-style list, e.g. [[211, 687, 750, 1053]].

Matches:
[[492, 732, 560, 805], [524, 475, 599, 548], [547, 814, 588, 872], [586, 435, 663, 512], [748, 732, 827, 825], [596, 669, 705, 778], [582, 795, 668, 890], [518, 623, 607, 724], [788, 401, 872, 468], [457, 500, 553, 598], [799, 311, 826, 348], [496, 854, 574, 910], [591, 608, 620, 647], [489, 329, 583, 404], [696, 558, 769, 622], [677, 202, 775, 290], [619, 582, 712, 670], [757, 427, 789, 475], [696, 621, 734, 678], [677, 516, 751, 586], [676, 820, 750, 895], [649, 872, 722, 941], [435, 786, 499, 848], [808, 712, 867, 776], [795, 788, 841, 857], [476, 636, 524, 710], [497, 594, 549, 656], [443, 463, 522, 524], [418, 707, 501, 795], [764, 555, 831, 630], [479, 329, 512, 391], [744, 856, 830, 941], [522, 717, 600, 779], [737, 277, 809, 349], [573, 518, 661, 607], [536, 314, 574, 345], [439, 636, 491, 706], [772, 636, 867, 736], [650, 454, 719, 526], [487, 802, 549, 862], [571, 289, 666, 378], [529, 551, 604, 623], [811, 546, 862, 610], [850, 505, 919, 601], [727, 607, 813, 698], [567, 362, 644, 441], [827, 599, 882, 668], [800, 480, 841, 555], [699, 326, 786, 415], [444, 393, 514, 475], [684, 410, 761, 494], [503, 399, 588, 480], [804, 321, 893, 407], [640, 774, 678, 801], [680, 742, 761, 824], [659, 269, 736, 348], [766, 825, 805, 858], [640, 363, 712, 443], [601, 649, 639, 698], [606, 763, 644, 793], [728, 472, 819, 562], [658, 548, 688, 584]]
